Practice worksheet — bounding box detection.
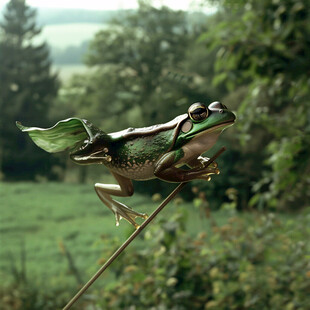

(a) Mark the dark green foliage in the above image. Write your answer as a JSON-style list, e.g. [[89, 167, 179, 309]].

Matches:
[[203, 0, 310, 209], [0, 0, 59, 180], [97, 208, 310, 310], [0, 283, 71, 310], [81, 2, 198, 125]]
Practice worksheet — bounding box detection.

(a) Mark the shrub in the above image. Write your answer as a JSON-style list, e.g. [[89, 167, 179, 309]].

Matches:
[[97, 208, 310, 310]]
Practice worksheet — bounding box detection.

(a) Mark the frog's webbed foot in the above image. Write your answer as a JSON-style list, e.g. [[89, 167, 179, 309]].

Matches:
[[110, 199, 148, 229], [95, 172, 148, 229], [187, 156, 220, 180]]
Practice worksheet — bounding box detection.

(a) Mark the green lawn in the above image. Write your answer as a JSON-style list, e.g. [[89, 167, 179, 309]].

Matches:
[[0, 182, 218, 288]]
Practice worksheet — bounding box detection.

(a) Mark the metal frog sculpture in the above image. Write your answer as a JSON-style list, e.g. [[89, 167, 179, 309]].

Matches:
[[17, 102, 235, 228]]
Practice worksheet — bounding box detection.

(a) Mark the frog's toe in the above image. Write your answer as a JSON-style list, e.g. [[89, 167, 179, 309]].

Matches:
[[202, 175, 211, 181], [206, 161, 218, 170], [111, 200, 147, 228], [199, 166, 220, 181], [114, 212, 121, 227], [208, 166, 220, 175], [211, 161, 218, 169]]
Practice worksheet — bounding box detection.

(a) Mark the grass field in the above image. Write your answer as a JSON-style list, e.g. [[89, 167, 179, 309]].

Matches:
[[0, 182, 146, 287], [1, 182, 309, 309], [0, 182, 222, 289]]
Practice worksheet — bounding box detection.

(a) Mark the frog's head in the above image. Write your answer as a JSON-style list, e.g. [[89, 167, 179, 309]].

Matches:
[[174, 101, 236, 149]]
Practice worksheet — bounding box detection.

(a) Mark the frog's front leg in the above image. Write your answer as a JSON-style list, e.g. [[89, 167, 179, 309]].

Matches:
[[95, 172, 148, 228], [154, 151, 220, 183]]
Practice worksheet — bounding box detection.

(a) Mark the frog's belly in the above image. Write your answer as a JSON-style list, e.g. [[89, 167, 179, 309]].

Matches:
[[109, 161, 157, 181]]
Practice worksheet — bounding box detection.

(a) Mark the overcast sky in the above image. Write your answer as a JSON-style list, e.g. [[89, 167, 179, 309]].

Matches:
[[0, 0, 207, 11]]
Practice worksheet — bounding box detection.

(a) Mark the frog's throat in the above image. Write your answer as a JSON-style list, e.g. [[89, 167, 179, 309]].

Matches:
[[181, 121, 234, 161]]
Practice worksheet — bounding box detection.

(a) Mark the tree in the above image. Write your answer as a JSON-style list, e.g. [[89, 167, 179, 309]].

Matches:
[[84, 2, 192, 125], [0, 0, 59, 180], [204, 0, 310, 209]]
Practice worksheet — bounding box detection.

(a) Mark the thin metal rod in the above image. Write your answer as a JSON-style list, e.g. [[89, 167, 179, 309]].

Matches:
[[63, 183, 186, 310], [63, 146, 226, 310]]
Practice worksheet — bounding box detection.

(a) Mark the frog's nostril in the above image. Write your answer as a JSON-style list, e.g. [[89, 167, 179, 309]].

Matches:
[[208, 101, 225, 111]]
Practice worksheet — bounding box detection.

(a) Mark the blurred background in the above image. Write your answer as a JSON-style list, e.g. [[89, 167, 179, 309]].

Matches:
[[0, 0, 309, 309]]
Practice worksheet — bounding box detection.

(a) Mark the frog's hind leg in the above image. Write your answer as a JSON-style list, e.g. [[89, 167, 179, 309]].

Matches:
[[95, 172, 148, 228]]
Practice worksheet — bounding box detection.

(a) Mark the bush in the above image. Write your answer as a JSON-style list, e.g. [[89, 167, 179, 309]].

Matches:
[[97, 208, 310, 309], [1, 207, 308, 309]]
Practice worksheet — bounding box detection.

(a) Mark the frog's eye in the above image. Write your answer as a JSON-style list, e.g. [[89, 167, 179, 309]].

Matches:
[[188, 103, 209, 122], [208, 101, 226, 111]]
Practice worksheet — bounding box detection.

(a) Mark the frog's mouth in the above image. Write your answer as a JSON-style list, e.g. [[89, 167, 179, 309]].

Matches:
[[187, 120, 235, 139]]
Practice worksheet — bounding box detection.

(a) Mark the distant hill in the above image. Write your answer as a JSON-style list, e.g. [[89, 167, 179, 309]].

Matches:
[[0, 7, 130, 25], [42, 24, 104, 65], [0, 6, 210, 75], [37, 23, 106, 65], [39, 23, 104, 49], [36, 8, 129, 26], [0, 6, 127, 67]]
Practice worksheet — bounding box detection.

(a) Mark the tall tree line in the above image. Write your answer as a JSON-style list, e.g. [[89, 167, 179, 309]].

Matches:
[[0, 0, 59, 180]]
